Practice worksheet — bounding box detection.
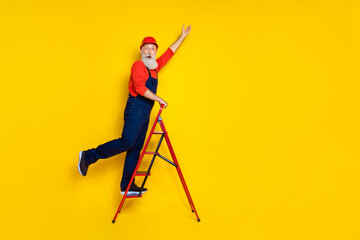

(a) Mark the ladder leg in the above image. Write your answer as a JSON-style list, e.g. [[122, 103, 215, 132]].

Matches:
[[159, 120, 201, 222], [112, 189, 127, 223], [174, 161, 200, 221], [112, 160, 139, 223]]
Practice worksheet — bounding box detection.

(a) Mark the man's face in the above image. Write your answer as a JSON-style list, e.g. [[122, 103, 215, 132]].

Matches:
[[140, 43, 158, 69], [141, 44, 157, 58]]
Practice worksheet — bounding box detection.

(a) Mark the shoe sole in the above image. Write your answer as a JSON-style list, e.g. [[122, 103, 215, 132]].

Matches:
[[121, 190, 147, 195], [78, 151, 85, 176]]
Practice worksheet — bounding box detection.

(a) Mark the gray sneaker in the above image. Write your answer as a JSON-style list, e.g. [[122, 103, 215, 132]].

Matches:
[[78, 151, 89, 176]]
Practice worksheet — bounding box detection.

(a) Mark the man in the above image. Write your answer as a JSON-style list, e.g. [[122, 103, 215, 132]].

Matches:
[[78, 25, 191, 195]]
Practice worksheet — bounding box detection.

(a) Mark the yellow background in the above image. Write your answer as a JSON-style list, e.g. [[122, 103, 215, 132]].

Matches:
[[1, 0, 359, 239]]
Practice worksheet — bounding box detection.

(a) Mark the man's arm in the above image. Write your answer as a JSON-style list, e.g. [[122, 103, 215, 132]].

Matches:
[[169, 25, 191, 53], [143, 89, 168, 108], [143, 25, 191, 108]]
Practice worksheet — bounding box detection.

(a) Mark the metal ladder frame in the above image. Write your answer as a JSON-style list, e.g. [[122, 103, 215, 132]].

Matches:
[[112, 106, 200, 223]]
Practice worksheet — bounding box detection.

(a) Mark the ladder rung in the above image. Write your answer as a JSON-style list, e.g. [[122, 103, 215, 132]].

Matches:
[[145, 152, 157, 155], [152, 131, 164, 134], [125, 194, 143, 198], [136, 171, 151, 176]]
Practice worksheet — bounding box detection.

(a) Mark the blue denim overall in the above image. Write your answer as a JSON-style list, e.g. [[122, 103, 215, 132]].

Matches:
[[85, 67, 158, 189]]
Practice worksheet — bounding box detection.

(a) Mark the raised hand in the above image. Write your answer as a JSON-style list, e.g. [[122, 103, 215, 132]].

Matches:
[[182, 24, 192, 38], [170, 25, 192, 53]]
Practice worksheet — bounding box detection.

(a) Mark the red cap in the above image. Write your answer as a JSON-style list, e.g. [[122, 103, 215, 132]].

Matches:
[[140, 36, 158, 50]]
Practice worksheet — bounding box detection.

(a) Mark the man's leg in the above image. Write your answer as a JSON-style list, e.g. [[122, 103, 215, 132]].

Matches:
[[81, 98, 148, 167], [120, 117, 150, 190]]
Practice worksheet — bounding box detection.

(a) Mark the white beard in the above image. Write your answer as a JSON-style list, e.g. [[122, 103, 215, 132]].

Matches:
[[141, 53, 158, 69]]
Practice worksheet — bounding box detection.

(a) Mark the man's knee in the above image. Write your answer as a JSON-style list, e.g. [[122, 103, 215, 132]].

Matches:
[[131, 143, 144, 152], [120, 137, 137, 150]]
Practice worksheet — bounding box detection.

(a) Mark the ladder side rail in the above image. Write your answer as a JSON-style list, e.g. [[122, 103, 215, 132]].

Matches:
[[158, 119, 193, 210], [159, 119, 200, 221]]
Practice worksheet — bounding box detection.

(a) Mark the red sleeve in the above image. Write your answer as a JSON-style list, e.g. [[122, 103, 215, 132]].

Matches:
[[156, 48, 174, 72], [132, 61, 148, 96]]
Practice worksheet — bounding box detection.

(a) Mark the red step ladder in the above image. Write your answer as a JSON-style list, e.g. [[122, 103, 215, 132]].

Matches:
[[112, 106, 200, 223]]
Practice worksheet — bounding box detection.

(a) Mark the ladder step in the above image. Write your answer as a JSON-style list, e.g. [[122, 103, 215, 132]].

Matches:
[[153, 131, 164, 134], [125, 194, 143, 198], [136, 171, 151, 176]]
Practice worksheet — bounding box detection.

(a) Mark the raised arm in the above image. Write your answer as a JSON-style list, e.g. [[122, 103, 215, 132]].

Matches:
[[169, 25, 191, 53], [142, 25, 191, 108]]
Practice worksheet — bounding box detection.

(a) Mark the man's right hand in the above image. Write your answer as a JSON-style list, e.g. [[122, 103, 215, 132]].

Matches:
[[158, 99, 168, 108], [143, 89, 168, 108]]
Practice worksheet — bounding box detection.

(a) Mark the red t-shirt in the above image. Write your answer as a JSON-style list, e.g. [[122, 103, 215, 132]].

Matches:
[[128, 48, 174, 97]]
